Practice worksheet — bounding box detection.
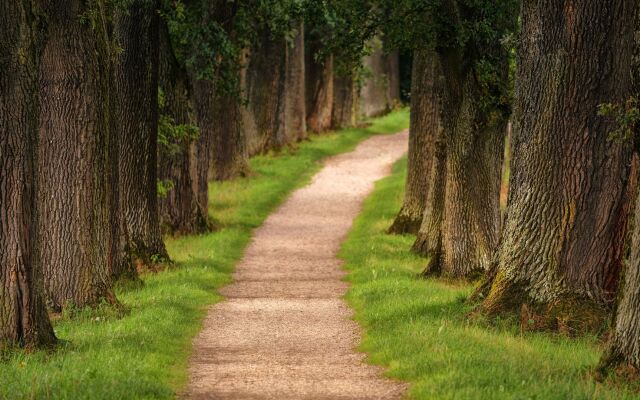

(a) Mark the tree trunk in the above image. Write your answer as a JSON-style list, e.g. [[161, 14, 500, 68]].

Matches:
[[386, 48, 401, 106], [284, 21, 307, 142], [0, 0, 56, 348], [157, 22, 209, 235], [243, 31, 288, 155], [481, 0, 636, 331], [359, 38, 390, 119], [598, 156, 640, 373], [412, 47, 506, 280], [389, 50, 441, 234], [305, 36, 334, 133], [196, 74, 250, 181], [412, 117, 446, 263], [114, 0, 168, 265], [332, 73, 358, 129], [37, 0, 118, 311]]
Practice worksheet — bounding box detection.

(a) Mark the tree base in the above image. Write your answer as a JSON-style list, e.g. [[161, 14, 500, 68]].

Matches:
[[481, 273, 610, 335], [387, 212, 422, 235]]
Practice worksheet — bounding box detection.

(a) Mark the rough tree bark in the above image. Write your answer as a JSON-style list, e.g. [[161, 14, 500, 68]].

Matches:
[[598, 159, 640, 373], [114, 0, 168, 265], [411, 49, 507, 280], [197, 74, 250, 181], [332, 73, 358, 129], [305, 35, 334, 133], [157, 22, 209, 235], [0, 0, 56, 348], [284, 21, 307, 142], [480, 0, 636, 331], [37, 0, 118, 310], [243, 30, 288, 155], [389, 50, 441, 234]]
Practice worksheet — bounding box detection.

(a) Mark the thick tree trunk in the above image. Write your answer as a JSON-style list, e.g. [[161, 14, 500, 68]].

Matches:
[[114, 0, 168, 265], [481, 0, 636, 331], [598, 157, 640, 373], [37, 1, 118, 311], [305, 36, 334, 133], [243, 31, 287, 155], [386, 48, 401, 106], [284, 21, 307, 142], [197, 74, 250, 181], [359, 38, 391, 119], [412, 48, 506, 279], [332, 73, 358, 129], [412, 118, 446, 263], [0, 0, 56, 348], [157, 23, 209, 235], [389, 50, 441, 234], [439, 91, 505, 278]]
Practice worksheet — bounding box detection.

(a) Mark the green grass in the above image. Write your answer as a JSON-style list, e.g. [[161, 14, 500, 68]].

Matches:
[[0, 110, 409, 400], [340, 156, 638, 400]]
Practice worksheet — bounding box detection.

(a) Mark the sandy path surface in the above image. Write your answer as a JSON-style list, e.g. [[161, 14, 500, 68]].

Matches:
[[185, 131, 409, 400]]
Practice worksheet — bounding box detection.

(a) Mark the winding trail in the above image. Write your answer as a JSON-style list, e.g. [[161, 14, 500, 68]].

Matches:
[[185, 131, 409, 399]]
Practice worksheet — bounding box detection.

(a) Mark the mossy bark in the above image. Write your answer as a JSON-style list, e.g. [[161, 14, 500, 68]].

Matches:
[[0, 0, 57, 348], [389, 50, 441, 235], [481, 0, 636, 332], [37, 0, 118, 310]]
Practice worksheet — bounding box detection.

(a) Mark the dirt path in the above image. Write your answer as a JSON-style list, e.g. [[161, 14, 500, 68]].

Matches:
[[185, 131, 409, 400]]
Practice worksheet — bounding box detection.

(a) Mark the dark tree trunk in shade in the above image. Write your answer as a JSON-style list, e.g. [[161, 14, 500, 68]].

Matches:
[[481, 0, 636, 330], [359, 38, 390, 119], [114, 0, 168, 265], [332, 73, 358, 129], [37, 0, 118, 311], [305, 35, 334, 133], [157, 22, 209, 235], [243, 31, 288, 156], [284, 21, 307, 142], [0, 0, 56, 348], [389, 50, 441, 234]]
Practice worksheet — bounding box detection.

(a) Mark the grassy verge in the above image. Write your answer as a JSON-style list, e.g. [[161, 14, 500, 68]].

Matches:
[[340, 156, 637, 400], [0, 110, 409, 400]]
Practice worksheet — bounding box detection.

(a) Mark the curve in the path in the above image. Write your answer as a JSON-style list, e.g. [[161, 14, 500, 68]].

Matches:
[[185, 131, 409, 400]]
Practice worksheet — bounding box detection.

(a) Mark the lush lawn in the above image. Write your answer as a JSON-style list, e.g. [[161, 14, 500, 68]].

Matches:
[[340, 156, 638, 400], [0, 110, 409, 400]]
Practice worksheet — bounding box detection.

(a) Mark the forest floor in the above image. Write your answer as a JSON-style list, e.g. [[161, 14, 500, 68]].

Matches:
[[185, 130, 408, 399], [340, 157, 640, 400], [0, 111, 409, 400]]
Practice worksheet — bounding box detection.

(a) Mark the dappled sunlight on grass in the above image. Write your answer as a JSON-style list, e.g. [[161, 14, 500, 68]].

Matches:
[[340, 156, 637, 400], [0, 110, 409, 400]]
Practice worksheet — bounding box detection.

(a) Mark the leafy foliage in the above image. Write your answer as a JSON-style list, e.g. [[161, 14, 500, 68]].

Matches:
[[159, 0, 303, 96]]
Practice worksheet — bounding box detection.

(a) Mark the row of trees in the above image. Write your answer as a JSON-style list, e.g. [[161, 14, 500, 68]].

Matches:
[[362, 0, 640, 376], [0, 0, 400, 349]]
